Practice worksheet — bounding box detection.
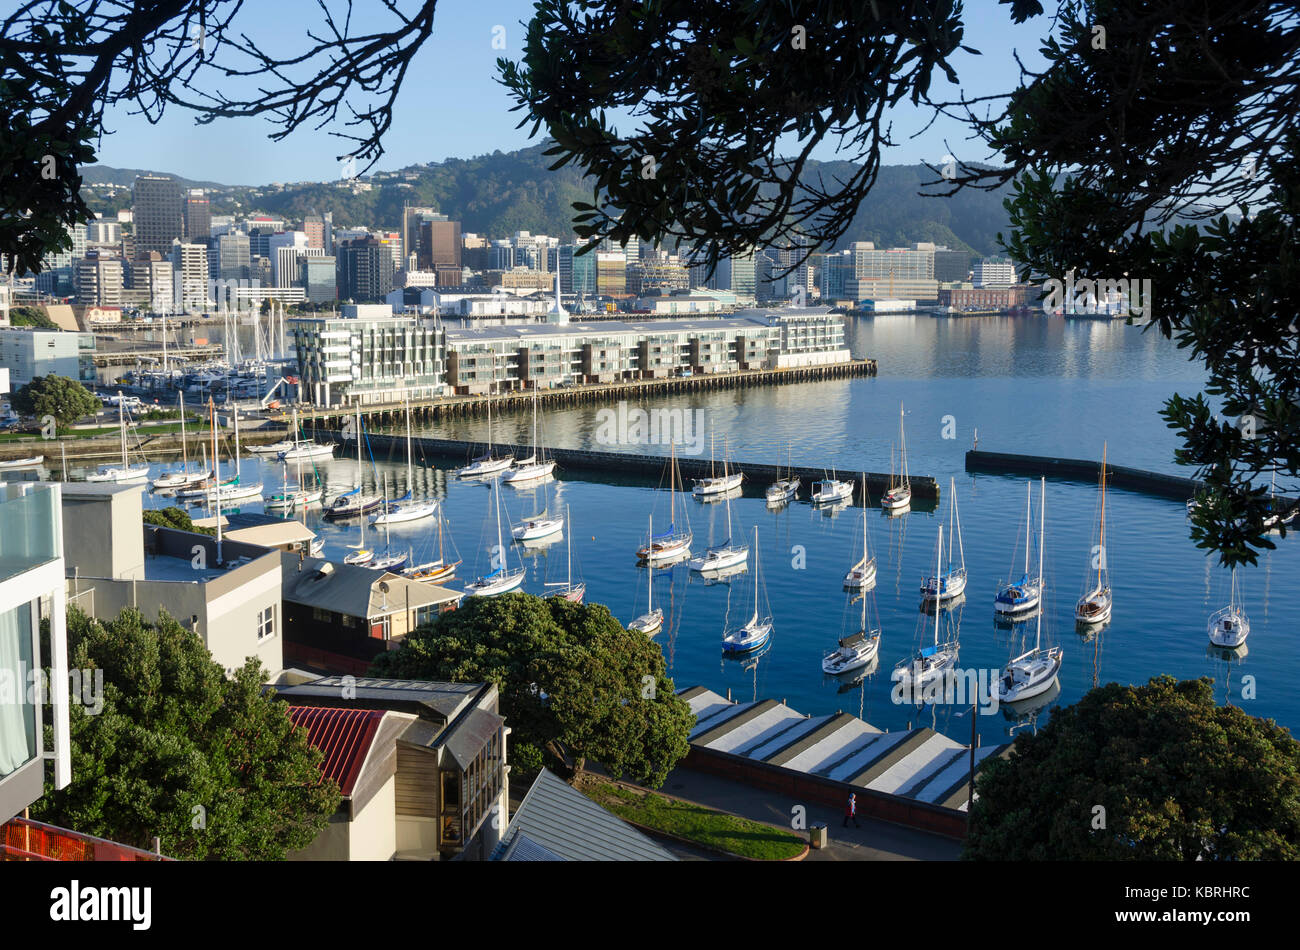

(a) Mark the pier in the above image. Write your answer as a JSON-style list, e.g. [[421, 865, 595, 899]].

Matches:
[[965, 449, 1201, 499], [311, 429, 940, 503], [93, 342, 226, 367], [276, 359, 877, 427]]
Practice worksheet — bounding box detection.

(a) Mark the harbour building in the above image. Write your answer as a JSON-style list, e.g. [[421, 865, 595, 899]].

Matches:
[[0, 326, 97, 385]]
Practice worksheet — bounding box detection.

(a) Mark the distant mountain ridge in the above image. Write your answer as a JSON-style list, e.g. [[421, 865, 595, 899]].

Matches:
[[85, 144, 1017, 256]]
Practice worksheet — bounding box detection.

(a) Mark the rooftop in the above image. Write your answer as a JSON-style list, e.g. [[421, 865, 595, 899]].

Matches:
[[281, 553, 462, 617], [287, 705, 385, 797]]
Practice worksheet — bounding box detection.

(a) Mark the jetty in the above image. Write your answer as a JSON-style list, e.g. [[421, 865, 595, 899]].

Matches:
[[965, 449, 1201, 499], [311, 430, 941, 504]]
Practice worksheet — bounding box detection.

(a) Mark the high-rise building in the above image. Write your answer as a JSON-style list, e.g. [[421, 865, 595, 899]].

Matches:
[[171, 242, 210, 310], [135, 254, 174, 313], [402, 206, 442, 267], [303, 213, 327, 250], [336, 237, 395, 302], [269, 231, 313, 287], [133, 175, 184, 256], [217, 232, 251, 282], [300, 256, 337, 304], [74, 250, 124, 307], [715, 250, 757, 299], [183, 190, 211, 242], [843, 241, 938, 301], [595, 252, 626, 296], [420, 220, 462, 285], [973, 257, 1016, 287], [557, 244, 597, 296], [933, 247, 971, 283]]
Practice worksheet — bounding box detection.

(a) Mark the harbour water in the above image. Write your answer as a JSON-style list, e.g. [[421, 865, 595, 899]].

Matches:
[[120, 314, 1297, 750]]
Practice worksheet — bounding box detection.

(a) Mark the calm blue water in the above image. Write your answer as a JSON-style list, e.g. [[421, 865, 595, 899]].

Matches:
[[122, 314, 1298, 748]]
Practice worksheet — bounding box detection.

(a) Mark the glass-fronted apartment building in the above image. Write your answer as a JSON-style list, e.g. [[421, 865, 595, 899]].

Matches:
[[0, 482, 71, 825], [290, 307, 445, 406]]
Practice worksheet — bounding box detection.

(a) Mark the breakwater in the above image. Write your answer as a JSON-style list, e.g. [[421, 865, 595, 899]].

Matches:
[[965, 450, 1201, 499], [311, 429, 941, 504]]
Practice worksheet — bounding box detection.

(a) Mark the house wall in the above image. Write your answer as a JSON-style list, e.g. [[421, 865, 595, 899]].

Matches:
[[62, 487, 145, 580], [287, 811, 350, 861], [347, 773, 397, 860]]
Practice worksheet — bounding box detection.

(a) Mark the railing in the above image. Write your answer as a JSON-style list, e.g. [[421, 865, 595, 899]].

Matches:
[[0, 818, 170, 861]]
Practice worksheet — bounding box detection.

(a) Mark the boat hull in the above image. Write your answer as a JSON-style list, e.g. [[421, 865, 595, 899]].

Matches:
[[921, 570, 968, 603], [371, 500, 438, 526], [881, 488, 911, 510], [502, 460, 557, 483], [512, 518, 563, 540], [637, 536, 692, 562], [457, 457, 513, 478], [629, 609, 664, 636], [722, 621, 772, 655], [693, 473, 743, 495], [844, 558, 877, 589], [997, 648, 1063, 703], [688, 545, 749, 572], [466, 568, 526, 597], [822, 637, 880, 675]]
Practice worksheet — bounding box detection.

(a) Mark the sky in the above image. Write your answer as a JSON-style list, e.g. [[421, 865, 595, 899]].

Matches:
[[65, 0, 1051, 185]]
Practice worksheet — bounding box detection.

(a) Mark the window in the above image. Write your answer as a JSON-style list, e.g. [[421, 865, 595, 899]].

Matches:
[[257, 605, 275, 641], [0, 603, 36, 778], [311, 606, 332, 623]]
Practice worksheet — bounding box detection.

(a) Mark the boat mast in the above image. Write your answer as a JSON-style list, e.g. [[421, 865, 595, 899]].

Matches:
[[117, 392, 126, 469], [646, 515, 653, 603], [751, 526, 760, 623], [1024, 481, 1032, 577], [405, 395, 413, 494], [179, 391, 187, 473], [355, 407, 363, 488], [210, 397, 222, 561], [900, 403, 909, 489], [565, 504, 572, 586], [1098, 443, 1107, 589], [233, 405, 241, 480], [1035, 477, 1046, 652], [953, 479, 966, 571], [934, 525, 943, 646]]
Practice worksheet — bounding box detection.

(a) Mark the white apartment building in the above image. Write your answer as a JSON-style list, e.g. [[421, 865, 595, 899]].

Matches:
[[973, 258, 1017, 287]]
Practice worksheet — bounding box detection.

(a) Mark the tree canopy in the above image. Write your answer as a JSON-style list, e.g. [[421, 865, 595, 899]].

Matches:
[[368, 593, 694, 788], [34, 606, 339, 860], [965, 676, 1300, 860], [10, 374, 99, 426]]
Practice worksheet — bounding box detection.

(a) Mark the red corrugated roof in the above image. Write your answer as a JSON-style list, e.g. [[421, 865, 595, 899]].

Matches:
[[288, 706, 386, 796]]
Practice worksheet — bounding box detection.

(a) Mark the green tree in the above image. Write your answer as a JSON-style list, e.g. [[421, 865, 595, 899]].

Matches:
[[10, 374, 100, 426], [143, 505, 215, 536], [965, 676, 1300, 860], [369, 593, 694, 788], [34, 606, 339, 860], [7, 305, 58, 328]]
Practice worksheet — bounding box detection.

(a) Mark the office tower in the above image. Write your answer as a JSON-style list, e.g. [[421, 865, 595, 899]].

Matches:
[[419, 219, 462, 285], [74, 250, 124, 306], [269, 231, 315, 287], [133, 175, 184, 256], [215, 233, 251, 282], [253, 256, 272, 288], [933, 247, 971, 283], [462, 233, 491, 271], [172, 242, 210, 310], [336, 236, 395, 302], [248, 228, 272, 261], [133, 254, 174, 313], [715, 249, 757, 298], [183, 190, 211, 242], [973, 257, 1017, 287], [557, 244, 597, 296], [843, 241, 938, 301], [303, 213, 327, 250], [300, 256, 337, 304], [402, 205, 443, 266], [595, 251, 626, 295]]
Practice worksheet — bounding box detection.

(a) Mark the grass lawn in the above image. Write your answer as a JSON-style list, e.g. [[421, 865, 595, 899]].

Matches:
[[582, 779, 806, 861]]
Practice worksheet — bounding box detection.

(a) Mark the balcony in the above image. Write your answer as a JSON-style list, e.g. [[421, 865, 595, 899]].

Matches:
[[0, 484, 60, 585]]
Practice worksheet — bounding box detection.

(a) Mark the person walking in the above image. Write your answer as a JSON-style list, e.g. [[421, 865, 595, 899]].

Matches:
[[843, 791, 860, 828]]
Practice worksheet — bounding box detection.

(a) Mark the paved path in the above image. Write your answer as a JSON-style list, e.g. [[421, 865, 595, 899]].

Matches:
[[657, 766, 963, 861]]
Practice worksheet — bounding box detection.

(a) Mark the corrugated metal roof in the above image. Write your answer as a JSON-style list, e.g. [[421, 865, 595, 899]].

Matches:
[[442, 707, 504, 770], [280, 553, 461, 618], [490, 770, 676, 862], [288, 705, 385, 796]]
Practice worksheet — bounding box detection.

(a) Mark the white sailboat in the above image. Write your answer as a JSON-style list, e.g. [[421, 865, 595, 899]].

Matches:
[[502, 390, 557, 484], [1075, 446, 1113, 624], [689, 471, 748, 572], [1263, 471, 1295, 531], [721, 526, 772, 654], [86, 392, 151, 482], [511, 480, 564, 540], [765, 443, 799, 505], [465, 476, 527, 596], [457, 385, 514, 477], [995, 481, 1042, 616], [544, 505, 585, 602], [176, 404, 263, 501], [343, 501, 374, 565], [372, 397, 438, 525], [882, 402, 911, 510], [693, 430, 744, 496], [265, 405, 324, 509], [823, 589, 880, 675], [811, 465, 854, 505], [402, 503, 462, 583], [637, 442, 693, 562], [628, 514, 665, 635], [326, 408, 383, 518], [152, 392, 208, 489], [367, 476, 410, 571], [1207, 567, 1250, 648], [920, 477, 967, 603], [998, 478, 1063, 702], [893, 524, 961, 693], [843, 475, 877, 589]]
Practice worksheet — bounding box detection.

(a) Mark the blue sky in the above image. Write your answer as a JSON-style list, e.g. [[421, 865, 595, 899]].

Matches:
[[78, 0, 1050, 184]]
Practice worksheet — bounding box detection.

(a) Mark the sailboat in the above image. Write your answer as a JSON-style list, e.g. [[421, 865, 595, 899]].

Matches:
[[152, 392, 207, 489], [86, 391, 151, 482], [920, 478, 967, 603], [265, 405, 324, 509], [1207, 568, 1250, 648], [326, 408, 383, 518], [502, 390, 557, 484], [456, 384, 514, 477], [1263, 471, 1295, 531], [765, 443, 800, 505], [465, 476, 527, 596], [278, 408, 336, 463], [811, 465, 854, 505], [997, 478, 1063, 702], [343, 500, 374, 565], [721, 526, 772, 654], [893, 524, 961, 693], [367, 476, 409, 571], [692, 429, 744, 496], [511, 480, 564, 540], [176, 403, 263, 501], [372, 397, 438, 525], [637, 441, 693, 562], [881, 402, 911, 510], [544, 506, 585, 602], [823, 590, 880, 675], [844, 482, 877, 588], [628, 515, 665, 635], [995, 481, 1042, 616], [1075, 447, 1113, 624], [402, 503, 462, 583], [688, 470, 748, 572]]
